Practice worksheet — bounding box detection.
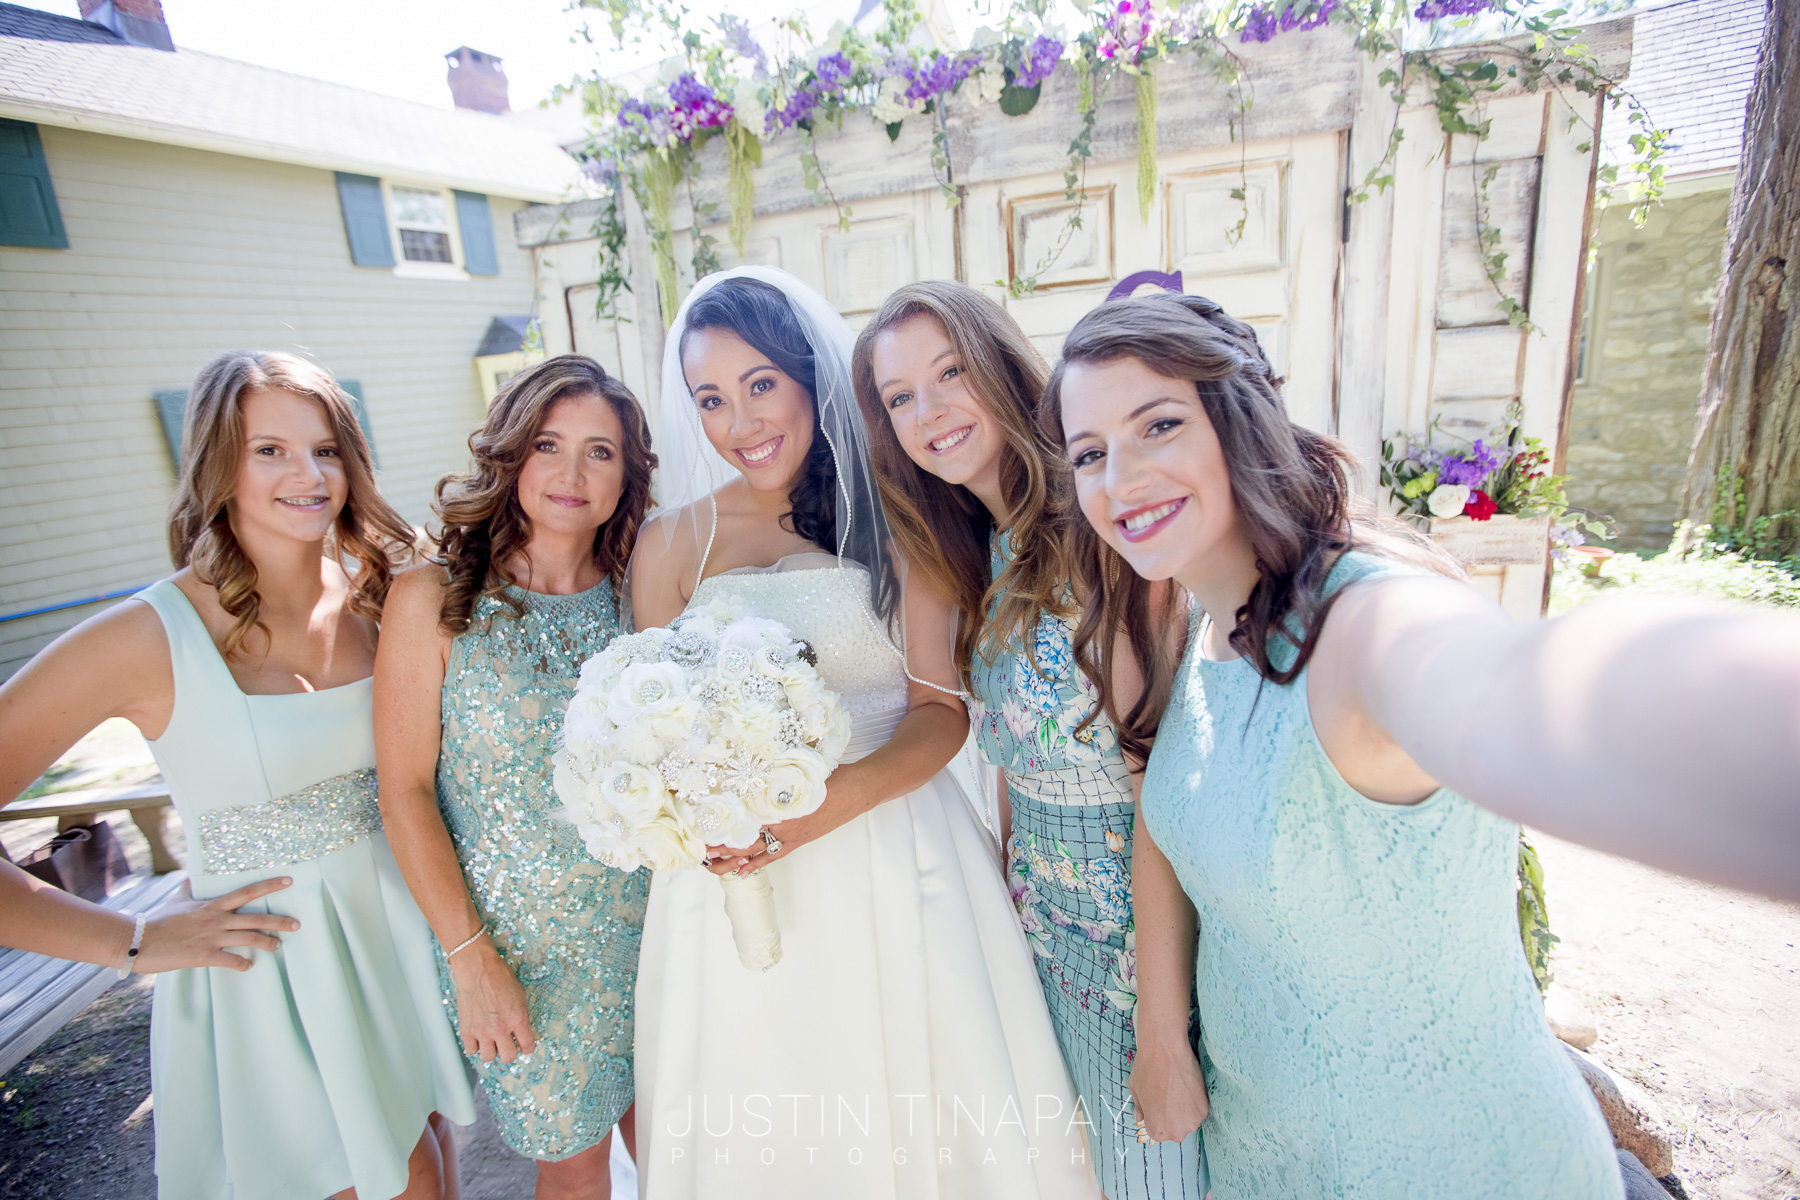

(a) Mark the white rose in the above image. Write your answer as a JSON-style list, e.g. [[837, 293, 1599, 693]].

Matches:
[[731, 77, 767, 137], [871, 79, 917, 125], [598, 760, 667, 825], [1427, 483, 1471, 520], [577, 820, 643, 872], [725, 703, 785, 748], [636, 808, 707, 872], [551, 753, 600, 820], [971, 64, 1007, 106], [751, 748, 831, 822], [688, 793, 764, 850], [607, 662, 689, 727]]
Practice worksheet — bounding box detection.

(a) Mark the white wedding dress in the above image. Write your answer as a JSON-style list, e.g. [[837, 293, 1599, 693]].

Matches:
[[634, 552, 1101, 1200]]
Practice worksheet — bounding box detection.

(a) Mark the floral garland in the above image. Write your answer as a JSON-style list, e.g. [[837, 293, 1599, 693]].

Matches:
[[565, 0, 1667, 320]]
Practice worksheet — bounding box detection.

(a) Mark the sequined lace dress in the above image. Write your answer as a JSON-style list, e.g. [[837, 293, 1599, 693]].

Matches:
[[436, 581, 649, 1160], [1141, 552, 1621, 1199], [970, 543, 1208, 1200], [634, 550, 1099, 1200], [134, 580, 474, 1200]]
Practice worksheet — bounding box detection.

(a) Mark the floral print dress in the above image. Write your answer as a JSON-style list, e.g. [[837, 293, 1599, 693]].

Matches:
[[969, 540, 1208, 1200]]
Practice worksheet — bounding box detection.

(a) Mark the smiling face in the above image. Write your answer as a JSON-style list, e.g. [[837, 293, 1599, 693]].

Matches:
[[1059, 356, 1250, 588], [682, 325, 816, 494], [228, 386, 349, 546], [869, 313, 1005, 510], [514, 390, 627, 539]]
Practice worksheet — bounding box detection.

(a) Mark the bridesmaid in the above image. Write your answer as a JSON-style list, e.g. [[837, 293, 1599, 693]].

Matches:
[[1047, 292, 1800, 1198], [376, 356, 656, 1199], [852, 281, 1209, 1199], [0, 349, 473, 1200]]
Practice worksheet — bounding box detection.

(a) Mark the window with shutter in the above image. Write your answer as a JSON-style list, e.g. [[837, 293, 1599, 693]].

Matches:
[[454, 191, 499, 276], [154, 380, 379, 471], [0, 119, 68, 249], [335, 173, 395, 267]]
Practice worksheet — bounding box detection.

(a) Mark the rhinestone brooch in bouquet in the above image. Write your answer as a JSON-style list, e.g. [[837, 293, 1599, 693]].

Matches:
[[554, 597, 851, 970]]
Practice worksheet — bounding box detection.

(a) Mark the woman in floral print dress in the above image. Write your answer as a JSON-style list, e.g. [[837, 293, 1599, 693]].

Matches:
[[852, 282, 1208, 1200]]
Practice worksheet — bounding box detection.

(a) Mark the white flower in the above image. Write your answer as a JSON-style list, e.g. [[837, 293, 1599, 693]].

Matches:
[[636, 808, 706, 872], [730, 77, 766, 137], [871, 79, 916, 125], [598, 760, 666, 825], [607, 662, 689, 726], [1427, 483, 1472, 520], [970, 64, 1007, 106], [752, 749, 830, 822]]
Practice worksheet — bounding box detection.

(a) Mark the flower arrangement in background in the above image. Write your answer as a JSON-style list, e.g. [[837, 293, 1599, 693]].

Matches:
[[564, 0, 1665, 317], [1382, 403, 1613, 557]]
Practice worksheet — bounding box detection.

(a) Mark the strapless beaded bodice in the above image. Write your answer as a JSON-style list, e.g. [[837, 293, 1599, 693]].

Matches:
[[689, 554, 909, 724]]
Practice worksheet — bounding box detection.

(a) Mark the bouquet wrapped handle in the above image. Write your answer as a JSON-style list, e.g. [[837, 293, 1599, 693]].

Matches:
[[719, 870, 782, 971]]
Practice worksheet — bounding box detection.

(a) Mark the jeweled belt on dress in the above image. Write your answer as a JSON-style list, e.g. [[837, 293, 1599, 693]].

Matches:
[[1005, 759, 1133, 807], [196, 767, 383, 874]]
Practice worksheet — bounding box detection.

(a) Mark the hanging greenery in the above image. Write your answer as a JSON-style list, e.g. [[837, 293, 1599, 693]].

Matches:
[[561, 0, 1668, 323]]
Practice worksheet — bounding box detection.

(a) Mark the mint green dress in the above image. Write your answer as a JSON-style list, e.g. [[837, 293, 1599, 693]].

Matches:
[[968, 542, 1208, 1200], [434, 582, 649, 1159], [1140, 552, 1621, 1199], [137, 580, 475, 1200]]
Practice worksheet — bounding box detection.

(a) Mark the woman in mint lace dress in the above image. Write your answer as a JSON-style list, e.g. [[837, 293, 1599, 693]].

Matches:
[[377, 356, 656, 1198], [853, 282, 1208, 1199], [1048, 292, 1800, 1197]]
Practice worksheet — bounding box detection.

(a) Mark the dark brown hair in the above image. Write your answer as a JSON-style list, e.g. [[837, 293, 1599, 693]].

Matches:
[[1042, 292, 1454, 758], [432, 355, 656, 635], [851, 281, 1073, 686], [167, 350, 416, 658]]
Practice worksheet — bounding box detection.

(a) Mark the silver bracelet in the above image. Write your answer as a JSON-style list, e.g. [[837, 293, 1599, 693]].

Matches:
[[444, 926, 487, 960], [117, 912, 147, 979]]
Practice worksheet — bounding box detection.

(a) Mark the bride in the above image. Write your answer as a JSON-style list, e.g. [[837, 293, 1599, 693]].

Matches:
[[630, 267, 1098, 1200]]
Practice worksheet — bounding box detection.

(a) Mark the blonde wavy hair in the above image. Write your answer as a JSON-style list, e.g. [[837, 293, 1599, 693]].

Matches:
[[851, 281, 1073, 688], [432, 355, 656, 636], [166, 350, 416, 658]]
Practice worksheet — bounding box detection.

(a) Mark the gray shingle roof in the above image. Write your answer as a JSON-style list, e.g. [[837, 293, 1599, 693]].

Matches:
[[0, 33, 582, 201], [0, 2, 124, 45], [476, 315, 535, 357], [1610, 0, 1767, 179]]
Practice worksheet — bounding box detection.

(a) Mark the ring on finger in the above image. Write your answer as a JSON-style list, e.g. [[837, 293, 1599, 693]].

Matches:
[[762, 829, 783, 855]]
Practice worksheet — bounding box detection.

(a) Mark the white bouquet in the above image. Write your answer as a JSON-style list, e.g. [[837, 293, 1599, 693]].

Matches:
[[554, 596, 851, 970]]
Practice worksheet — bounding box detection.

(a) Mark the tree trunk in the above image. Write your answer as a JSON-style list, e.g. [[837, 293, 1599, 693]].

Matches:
[[1681, 0, 1800, 552]]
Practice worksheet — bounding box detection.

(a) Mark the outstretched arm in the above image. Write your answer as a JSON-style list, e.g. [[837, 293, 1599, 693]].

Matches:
[[1314, 575, 1800, 900], [374, 567, 536, 1063]]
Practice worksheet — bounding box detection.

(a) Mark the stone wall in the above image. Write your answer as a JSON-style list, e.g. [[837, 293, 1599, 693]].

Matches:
[[1563, 185, 1732, 551]]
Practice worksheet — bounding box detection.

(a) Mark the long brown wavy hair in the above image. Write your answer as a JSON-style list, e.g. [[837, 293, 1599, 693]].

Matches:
[[851, 281, 1073, 687], [433, 355, 656, 636], [167, 350, 416, 659], [1042, 292, 1455, 758]]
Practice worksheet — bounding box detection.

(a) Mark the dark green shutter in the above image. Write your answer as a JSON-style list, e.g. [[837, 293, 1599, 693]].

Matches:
[[0, 119, 68, 249], [454, 190, 498, 276], [154, 379, 377, 471], [335, 173, 394, 267]]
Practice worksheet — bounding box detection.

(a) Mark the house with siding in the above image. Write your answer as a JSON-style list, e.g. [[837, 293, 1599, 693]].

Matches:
[[0, 0, 583, 678], [1562, 0, 1766, 550]]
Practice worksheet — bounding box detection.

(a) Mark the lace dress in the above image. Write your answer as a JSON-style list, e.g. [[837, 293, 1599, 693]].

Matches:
[[969, 544, 1208, 1200], [1140, 552, 1621, 1199], [634, 551, 1099, 1200], [436, 582, 650, 1159]]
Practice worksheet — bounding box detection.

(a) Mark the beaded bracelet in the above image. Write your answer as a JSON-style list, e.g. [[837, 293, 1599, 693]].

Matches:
[[117, 913, 147, 979], [444, 926, 487, 960]]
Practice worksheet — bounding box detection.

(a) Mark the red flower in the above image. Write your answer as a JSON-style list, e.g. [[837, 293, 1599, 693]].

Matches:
[[1463, 489, 1497, 521]]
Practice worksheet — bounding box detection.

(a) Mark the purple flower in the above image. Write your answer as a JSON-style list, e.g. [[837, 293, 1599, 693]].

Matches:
[[814, 51, 854, 93], [1436, 438, 1503, 487], [1240, 0, 1339, 42], [899, 50, 982, 104], [1012, 34, 1064, 89], [666, 73, 733, 139], [1414, 0, 1491, 18], [1240, 5, 1280, 41], [718, 15, 768, 76], [618, 96, 674, 146]]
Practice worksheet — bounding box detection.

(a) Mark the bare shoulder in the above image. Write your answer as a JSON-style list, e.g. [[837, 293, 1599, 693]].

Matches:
[[630, 506, 702, 618], [381, 562, 453, 639], [1, 591, 174, 738]]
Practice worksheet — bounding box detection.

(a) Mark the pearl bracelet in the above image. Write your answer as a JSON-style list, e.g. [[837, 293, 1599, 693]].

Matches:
[[444, 926, 487, 960], [117, 913, 147, 979]]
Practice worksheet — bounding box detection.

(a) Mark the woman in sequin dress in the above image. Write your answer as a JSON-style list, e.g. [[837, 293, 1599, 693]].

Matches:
[[851, 282, 1208, 1200], [0, 350, 474, 1200], [377, 357, 657, 1198]]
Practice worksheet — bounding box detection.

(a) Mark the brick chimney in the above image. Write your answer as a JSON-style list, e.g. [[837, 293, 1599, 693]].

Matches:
[[446, 47, 510, 114], [78, 0, 174, 51]]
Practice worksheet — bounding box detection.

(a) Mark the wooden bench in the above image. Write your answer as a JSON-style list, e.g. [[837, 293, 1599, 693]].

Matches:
[[0, 869, 189, 1076], [0, 780, 182, 875]]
